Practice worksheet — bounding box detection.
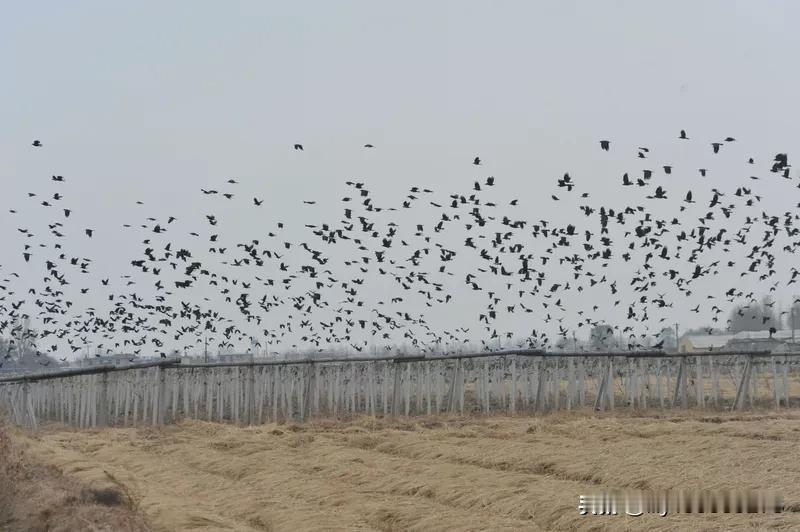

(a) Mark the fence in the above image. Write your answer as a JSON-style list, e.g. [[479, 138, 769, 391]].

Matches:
[[1, 350, 798, 429]]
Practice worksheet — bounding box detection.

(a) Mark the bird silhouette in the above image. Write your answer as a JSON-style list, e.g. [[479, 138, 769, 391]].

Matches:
[[6, 126, 799, 364]]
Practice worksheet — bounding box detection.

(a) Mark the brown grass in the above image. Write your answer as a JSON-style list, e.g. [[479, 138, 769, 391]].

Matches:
[[6, 409, 800, 531], [0, 416, 152, 532]]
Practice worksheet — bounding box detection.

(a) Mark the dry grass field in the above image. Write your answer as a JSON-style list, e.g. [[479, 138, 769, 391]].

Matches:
[[5, 409, 800, 531], [0, 420, 151, 531]]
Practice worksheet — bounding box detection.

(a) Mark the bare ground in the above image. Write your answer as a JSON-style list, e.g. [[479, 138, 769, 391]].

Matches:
[[6, 409, 800, 531]]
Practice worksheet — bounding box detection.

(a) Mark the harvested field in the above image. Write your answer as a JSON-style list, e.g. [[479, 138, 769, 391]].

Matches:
[[0, 418, 151, 532], [6, 410, 800, 531]]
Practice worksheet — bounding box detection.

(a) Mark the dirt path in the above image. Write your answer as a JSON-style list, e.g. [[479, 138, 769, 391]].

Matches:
[[10, 410, 800, 531]]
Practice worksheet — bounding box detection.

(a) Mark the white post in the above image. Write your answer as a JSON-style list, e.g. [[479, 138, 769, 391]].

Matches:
[[98, 371, 109, 427]]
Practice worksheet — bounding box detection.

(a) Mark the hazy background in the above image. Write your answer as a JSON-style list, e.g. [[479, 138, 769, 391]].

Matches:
[[2, 1, 800, 359]]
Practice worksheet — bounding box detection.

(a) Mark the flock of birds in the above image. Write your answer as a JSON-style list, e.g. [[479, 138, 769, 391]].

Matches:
[[2, 132, 798, 365]]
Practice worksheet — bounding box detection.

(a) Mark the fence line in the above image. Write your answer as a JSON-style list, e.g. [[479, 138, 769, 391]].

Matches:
[[0, 357, 182, 384], [0, 348, 783, 385], [1, 350, 797, 429]]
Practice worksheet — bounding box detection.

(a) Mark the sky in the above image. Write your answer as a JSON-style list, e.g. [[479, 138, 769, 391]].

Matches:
[[2, 2, 800, 359]]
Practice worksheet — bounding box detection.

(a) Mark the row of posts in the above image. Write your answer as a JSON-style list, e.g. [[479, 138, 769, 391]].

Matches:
[[1, 353, 795, 429]]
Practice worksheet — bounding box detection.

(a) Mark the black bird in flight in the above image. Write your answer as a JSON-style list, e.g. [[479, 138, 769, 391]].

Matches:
[[679, 129, 688, 140], [646, 186, 667, 199], [294, 144, 303, 151], [473, 157, 481, 165], [32, 140, 42, 147], [364, 144, 374, 148], [9, 125, 798, 361], [599, 140, 610, 151], [85, 229, 94, 237]]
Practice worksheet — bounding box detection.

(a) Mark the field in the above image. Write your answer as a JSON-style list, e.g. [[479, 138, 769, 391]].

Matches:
[[4, 410, 800, 531]]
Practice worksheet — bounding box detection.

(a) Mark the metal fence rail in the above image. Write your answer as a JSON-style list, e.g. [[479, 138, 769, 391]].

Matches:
[[1, 350, 797, 429]]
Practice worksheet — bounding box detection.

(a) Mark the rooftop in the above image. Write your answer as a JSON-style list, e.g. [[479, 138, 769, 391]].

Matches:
[[731, 329, 799, 341], [681, 334, 734, 349]]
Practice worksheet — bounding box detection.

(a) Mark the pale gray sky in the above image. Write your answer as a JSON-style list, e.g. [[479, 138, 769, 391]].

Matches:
[[2, 2, 800, 358]]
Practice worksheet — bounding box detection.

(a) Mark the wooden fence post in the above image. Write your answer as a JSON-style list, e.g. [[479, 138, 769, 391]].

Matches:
[[392, 361, 401, 417], [732, 355, 753, 411], [673, 357, 686, 409], [246, 363, 256, 425], [593, 358, 609, 412], [98, 371, 109, 427], [158, 366, 168, 424], [23, 382, 37, 429], [535, 358, 546, 412]]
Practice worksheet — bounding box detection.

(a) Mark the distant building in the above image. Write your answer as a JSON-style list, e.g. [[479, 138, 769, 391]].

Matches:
[[680, 330, 800, 353], [678, 334, 734, 353], [770, 342, 800, 354], [77, 353, 134, 368], [0, 352, 59, 374], [216, 353, 254, 363], [725, 329, 800, 352]]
